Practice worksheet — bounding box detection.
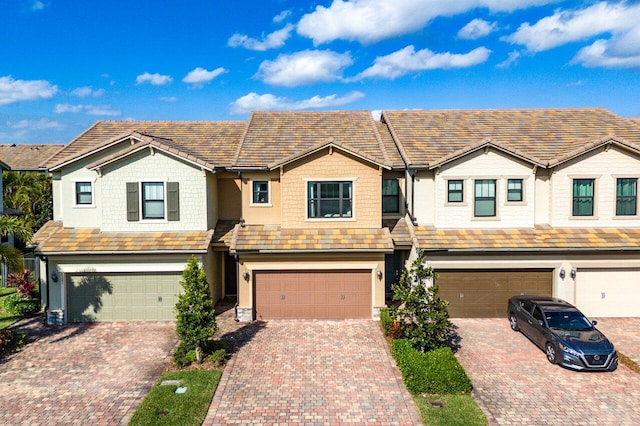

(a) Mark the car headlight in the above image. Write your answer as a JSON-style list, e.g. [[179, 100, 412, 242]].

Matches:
[[559, 343, 581, 357]]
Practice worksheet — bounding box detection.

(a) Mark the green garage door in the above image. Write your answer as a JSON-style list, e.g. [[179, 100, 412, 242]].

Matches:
[[67, 272, 181, 322]]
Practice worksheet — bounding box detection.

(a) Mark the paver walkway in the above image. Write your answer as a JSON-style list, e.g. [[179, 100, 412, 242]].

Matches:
[[454, 318, 640, 426], [0, 318, 177, 425], [203, 319, 422, 425]]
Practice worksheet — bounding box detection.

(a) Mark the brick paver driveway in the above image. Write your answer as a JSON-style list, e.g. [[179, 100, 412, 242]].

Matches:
[[203, 319, 422, 425], [0, 318, 177, 425], [454, 318, 640, 426]]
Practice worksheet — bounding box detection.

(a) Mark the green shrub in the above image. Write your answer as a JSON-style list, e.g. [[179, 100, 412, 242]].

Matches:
[[380, 308, 392, 335], [173, 342, 198, 367], [0, 329, 27, 356], [392, 339, 472, 395], [390, 250, 454, 352], [2, 293, 40, 316], [205, 349, 228, 366]]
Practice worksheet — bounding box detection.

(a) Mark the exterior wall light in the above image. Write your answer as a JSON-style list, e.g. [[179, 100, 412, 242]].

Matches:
[[243, 271, 250, 281], [570, 268, 577, 280], [559, 267, 565, 280], [376, 268, 383, 280], [51, 271, 59, 282]]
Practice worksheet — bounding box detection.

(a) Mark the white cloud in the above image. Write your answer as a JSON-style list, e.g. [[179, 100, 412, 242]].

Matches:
[[182, 67, 227, 86], [230, 91, 364, 114], [53, 103, 121, 116], [297, 0, 556, 45], [497, 50, 521, 68], [159, 96, 177, 102], [273, 10, 292, 23], [572, 25, 640, 68], [71, 86, 105, 97], [256, 50, 353, 87], [458, 18, 497, 40], [228, 24, 294, 51], [54, 103, 84, 113], [86, 105, 121, 116], [31, 1, 45, 11], [354, 45, 490, 80], [7, 118, 63, 130], [136, 72, 173, 86], [505, 2, 640, 52], [0, 75, 58, 106]]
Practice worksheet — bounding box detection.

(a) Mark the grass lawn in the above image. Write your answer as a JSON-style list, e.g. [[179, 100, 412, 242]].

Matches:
[[129, 369, 222, 426], [0, 287, 21, 330], [414, 394, 487, 426]]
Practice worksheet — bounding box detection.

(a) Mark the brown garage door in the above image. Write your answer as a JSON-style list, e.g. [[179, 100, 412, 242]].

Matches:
[[436, 270, 552, 318], [254, 270, 371, 320]]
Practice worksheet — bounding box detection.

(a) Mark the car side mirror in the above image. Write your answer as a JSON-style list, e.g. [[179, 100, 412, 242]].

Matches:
[[592, 320, 597, 326], [538, 320, 544, 327]]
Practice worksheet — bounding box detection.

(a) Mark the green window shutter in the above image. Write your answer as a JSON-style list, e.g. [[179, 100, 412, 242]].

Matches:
[[167, 182, 180, 221], [126, 182, 139, 221]]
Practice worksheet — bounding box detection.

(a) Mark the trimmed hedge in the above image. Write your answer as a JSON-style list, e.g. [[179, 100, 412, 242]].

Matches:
[[1, 294, 40, 316], [380, 307, 392, 335], [392, 339, 472, 395]]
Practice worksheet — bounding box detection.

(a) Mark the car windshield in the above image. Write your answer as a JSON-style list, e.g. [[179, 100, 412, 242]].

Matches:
[[545, 311, 593, 331]]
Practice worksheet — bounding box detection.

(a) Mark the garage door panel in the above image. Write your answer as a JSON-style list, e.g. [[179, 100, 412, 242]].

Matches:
[[254, 270, 371, 320], [67, 272, 181, 322], [437, 270, 552, 318], [576, 269, 640, 317]]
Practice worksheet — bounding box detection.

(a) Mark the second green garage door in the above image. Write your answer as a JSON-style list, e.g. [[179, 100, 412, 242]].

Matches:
[[436, 270, 553, 318], [67, 272, 182, 322]]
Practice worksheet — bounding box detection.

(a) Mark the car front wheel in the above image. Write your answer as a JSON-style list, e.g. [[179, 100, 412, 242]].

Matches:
[[545, 343, 557, 364], [509, 312, 520, 331]]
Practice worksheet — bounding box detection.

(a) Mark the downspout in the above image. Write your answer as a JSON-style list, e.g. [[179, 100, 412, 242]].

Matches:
[[234, 171, 243, 322], [39, 255, 49, 323]]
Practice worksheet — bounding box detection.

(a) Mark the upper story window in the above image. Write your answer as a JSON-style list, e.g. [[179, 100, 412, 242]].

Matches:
[[382, 179, 400, 213], [142, 182, 165, 219], [474, 179, 496, 217], [308, 181, 352, 219], [75, 181, 93, 206], [616, 178, 637, 216], [572, 179, 594, 217], [507, 179, 523, 202], [447, 180, 464, 203], [127, 181, 179, 222], [252, 181, 269, 204]]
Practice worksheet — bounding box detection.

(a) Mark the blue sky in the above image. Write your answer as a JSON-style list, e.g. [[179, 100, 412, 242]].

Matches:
[[2, 0, 640, 144]]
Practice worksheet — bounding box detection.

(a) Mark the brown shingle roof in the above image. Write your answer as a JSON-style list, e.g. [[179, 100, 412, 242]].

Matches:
[[32, 220, 213, 254], [0, 144, 65, 171], [382, 108, 640, 167], [234, 111, 398, 168], [383, 217, 413, 247], [45, 121, 247, 169], [212, 220, 238, 246], [413, 226, 640, 251], [231, 225, 394, 253]]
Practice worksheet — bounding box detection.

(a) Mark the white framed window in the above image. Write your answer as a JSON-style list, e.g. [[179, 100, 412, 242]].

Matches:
[[72, 179, 95, 208], [142, 182, 165, 220]]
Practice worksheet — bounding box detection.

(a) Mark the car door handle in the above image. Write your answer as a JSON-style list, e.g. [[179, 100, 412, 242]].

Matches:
[[528, 320, 533, 325]]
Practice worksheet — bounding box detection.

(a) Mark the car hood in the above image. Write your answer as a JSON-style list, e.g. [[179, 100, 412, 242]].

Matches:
[[553, 328, 614, 351]]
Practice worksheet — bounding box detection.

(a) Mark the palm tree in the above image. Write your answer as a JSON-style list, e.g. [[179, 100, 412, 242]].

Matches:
[[0, 215, 33, 272], [3, 171, 53, 233]]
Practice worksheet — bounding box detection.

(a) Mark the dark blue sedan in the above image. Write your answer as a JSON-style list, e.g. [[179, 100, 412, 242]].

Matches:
[[507, 296, 617, 371]]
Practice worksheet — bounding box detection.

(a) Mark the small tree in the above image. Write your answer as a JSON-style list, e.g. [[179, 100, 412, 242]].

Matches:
[[175, 256, 217, 363], [390, 249, 454, 352]]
